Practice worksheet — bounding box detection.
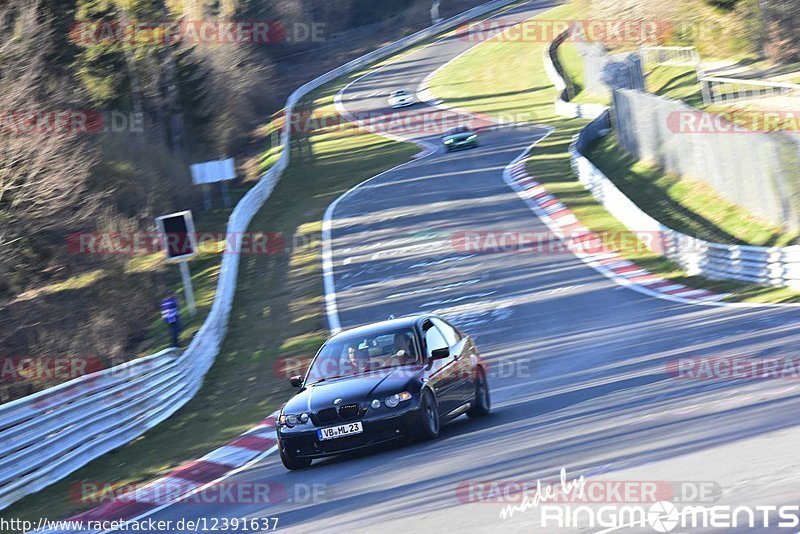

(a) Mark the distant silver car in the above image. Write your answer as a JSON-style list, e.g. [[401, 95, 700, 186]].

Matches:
[[388, 89, 415, 108]]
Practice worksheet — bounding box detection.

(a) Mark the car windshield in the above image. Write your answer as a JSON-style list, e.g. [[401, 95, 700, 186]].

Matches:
[[305, 327, 420, 384], [446, 126, 470, 135], [391, 90, 407, 96]]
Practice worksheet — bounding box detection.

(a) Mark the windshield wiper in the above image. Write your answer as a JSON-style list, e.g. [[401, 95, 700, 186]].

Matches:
[[309, 375, 343, 386]]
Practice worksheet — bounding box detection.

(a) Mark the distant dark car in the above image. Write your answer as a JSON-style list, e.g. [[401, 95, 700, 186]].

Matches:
[[276, 315, 491, 469], [442, 125, 478, 151]]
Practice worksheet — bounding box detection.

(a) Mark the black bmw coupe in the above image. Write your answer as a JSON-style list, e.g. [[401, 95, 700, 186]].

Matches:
[[276, 314, 491, 469]]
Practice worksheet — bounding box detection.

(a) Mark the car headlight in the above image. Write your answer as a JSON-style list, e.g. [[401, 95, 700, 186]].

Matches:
[[385, 391, 412, 408], [280, 413, 309, 427], [371, 399, 381, 409], [444, 139, 454, 144], [466, 135, 477, 141]]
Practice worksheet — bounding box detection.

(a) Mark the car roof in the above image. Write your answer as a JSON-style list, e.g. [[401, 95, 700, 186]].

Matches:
[[330, 315, 428, 340], [445, 126, 471, 134]]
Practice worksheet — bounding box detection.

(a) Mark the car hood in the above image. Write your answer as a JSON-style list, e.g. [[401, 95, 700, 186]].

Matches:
[[285, 366, 423, 413], [443, 133, 475, 142]]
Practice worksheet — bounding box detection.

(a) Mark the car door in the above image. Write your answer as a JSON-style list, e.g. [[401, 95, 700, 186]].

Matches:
[[422, 320, 461, 415], [432, 317, 474, 405]]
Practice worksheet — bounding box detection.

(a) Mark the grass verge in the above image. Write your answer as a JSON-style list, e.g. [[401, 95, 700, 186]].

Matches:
[[645, 65, 705, 108], [584, 133, 799, 247], [428, 1, 800, 303]]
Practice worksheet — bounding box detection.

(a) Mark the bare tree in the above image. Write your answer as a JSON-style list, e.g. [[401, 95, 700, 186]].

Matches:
[[0, 1, 97, 294]]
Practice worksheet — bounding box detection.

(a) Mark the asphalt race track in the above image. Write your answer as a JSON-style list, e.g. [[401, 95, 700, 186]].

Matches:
[[101, 1, 800, 532]]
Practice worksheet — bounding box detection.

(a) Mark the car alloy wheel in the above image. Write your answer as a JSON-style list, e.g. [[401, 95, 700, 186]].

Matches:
[[419, 389, 440, 439], [467, 366, 490, 418]]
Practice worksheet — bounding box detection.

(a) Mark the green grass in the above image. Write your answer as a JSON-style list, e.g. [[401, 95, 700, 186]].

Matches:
[[4, 62, 418, 525], [645, 65, 705, 108], [584, 133, 799, 247], [428, 1, 800, 304], [559, 41, 610, 106]]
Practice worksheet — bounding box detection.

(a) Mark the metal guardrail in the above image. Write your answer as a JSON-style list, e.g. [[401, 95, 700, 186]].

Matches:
[[0, 0, 520, 512], [699, 75, 800, 106], [639, 45, 800, 106], [569, 111, 800, 290], [542, 31, 607, 120], [548, 40, 800, 290], [639, 46, 700, 67]]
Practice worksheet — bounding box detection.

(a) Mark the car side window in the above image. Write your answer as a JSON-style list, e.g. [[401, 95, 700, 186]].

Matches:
[[431, 318, 460, 346], [424, 324, 448, 359]]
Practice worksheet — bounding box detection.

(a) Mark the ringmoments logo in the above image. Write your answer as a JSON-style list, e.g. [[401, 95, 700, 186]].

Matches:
[[484, 468, 798, 531]]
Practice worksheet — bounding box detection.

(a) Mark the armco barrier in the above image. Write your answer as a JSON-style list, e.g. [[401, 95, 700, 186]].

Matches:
[[569, 114, 800, 289], [542, 30, 607, 120], [0, 0, 520, 511], [543, 34, 800, 290]]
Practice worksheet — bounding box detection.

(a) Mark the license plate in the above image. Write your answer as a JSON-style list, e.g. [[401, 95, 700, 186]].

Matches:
[[317, 421, 363, 441]]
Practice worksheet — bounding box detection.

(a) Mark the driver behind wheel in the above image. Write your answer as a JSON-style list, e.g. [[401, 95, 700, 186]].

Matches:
[[342, 345, 367, 374], [392, 333, 417, 365]]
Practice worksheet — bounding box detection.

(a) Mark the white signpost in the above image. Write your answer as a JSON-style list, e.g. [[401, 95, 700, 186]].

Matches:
[[155, 210, 198, 317], [190, 158, 237, 210]]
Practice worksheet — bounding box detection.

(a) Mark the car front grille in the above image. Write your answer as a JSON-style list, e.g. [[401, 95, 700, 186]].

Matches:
[[313, 403, 362, 425], [338, 403, 360, 420], [315, 408, 338, 424]]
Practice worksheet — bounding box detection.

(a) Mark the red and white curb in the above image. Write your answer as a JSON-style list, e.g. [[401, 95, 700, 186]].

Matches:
[[40, 412, 279, 533], [503, 144, 732, 304]]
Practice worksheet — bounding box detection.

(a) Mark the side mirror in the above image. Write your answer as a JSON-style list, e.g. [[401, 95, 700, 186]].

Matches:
[[289, 375, 303, 388], [430, 347, 450, 361]]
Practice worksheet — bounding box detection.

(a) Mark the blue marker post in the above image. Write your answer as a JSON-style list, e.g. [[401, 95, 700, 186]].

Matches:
[[161, 296, 182, 347]]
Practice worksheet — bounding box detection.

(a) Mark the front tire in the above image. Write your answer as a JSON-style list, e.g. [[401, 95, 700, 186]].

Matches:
[[280, 444, 312, 470], [418, 389, 440, 439], [467, 366, 491, 418]]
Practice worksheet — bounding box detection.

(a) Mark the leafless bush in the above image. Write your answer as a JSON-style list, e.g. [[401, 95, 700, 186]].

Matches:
[[189, 43, 276, 157], [0, 1, 98, 296], [761, 0, 800, 63]]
